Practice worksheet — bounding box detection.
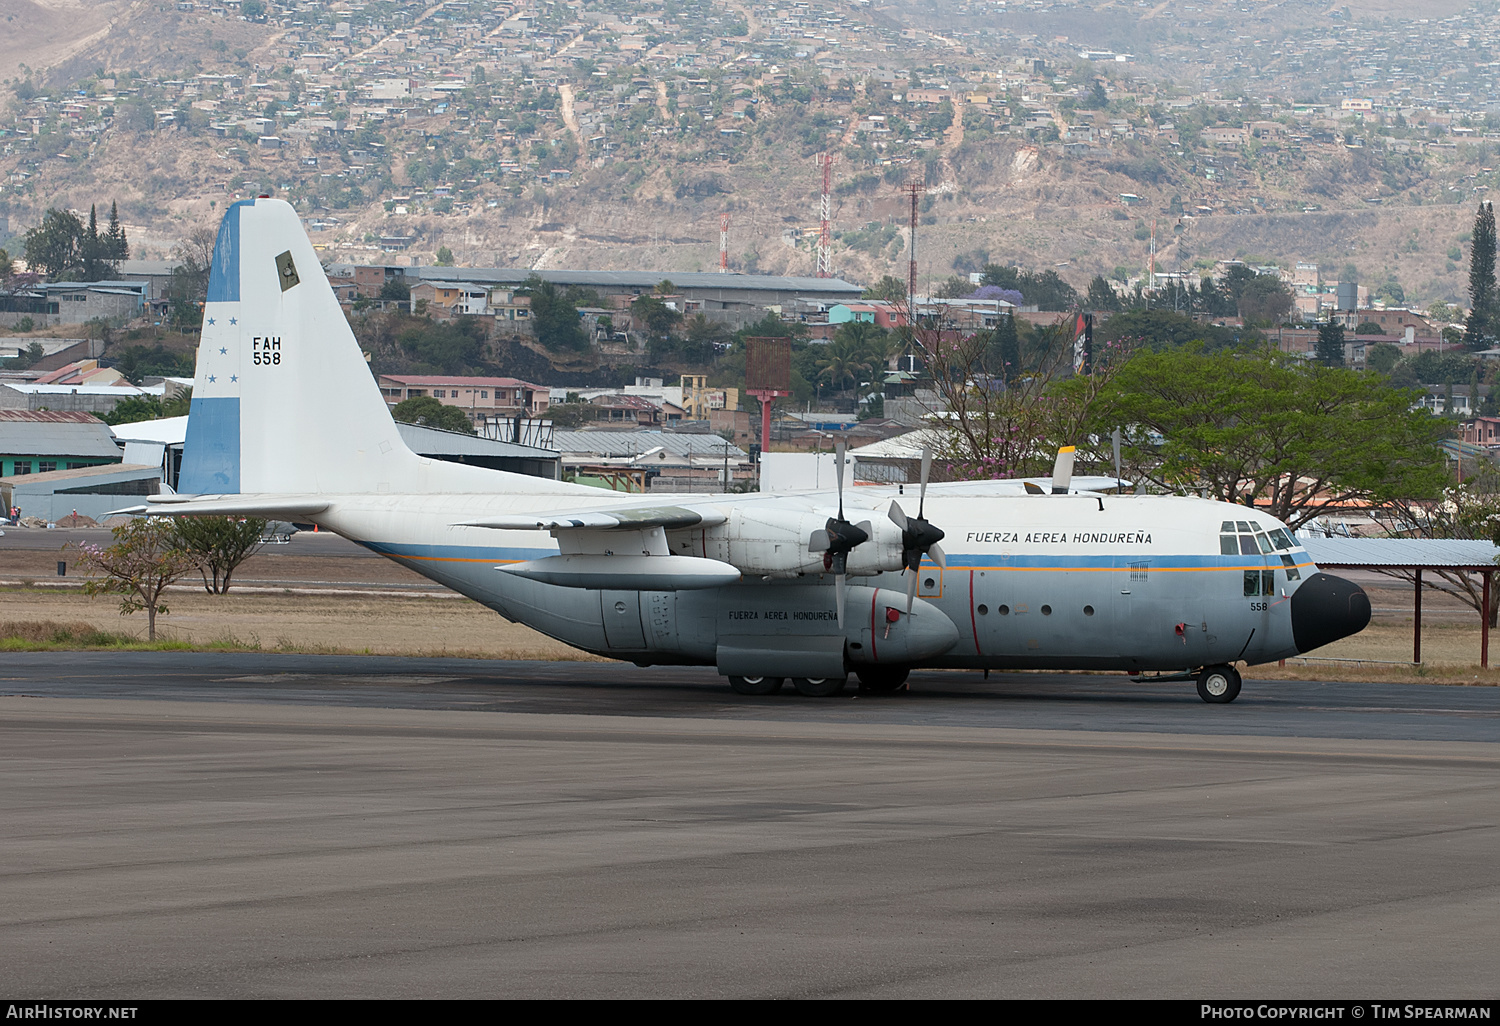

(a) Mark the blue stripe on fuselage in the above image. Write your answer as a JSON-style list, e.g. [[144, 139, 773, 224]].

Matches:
[[353, 540, 1315, 572]]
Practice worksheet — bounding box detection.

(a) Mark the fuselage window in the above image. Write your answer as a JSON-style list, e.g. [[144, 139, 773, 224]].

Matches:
[[1239, 535, 1260, 556], [1220, 534, 1238, 555], [1280, 554, 1302, 581]]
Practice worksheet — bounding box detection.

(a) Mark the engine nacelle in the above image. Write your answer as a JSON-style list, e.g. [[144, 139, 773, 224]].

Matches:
[[667, 506, 905, 578]]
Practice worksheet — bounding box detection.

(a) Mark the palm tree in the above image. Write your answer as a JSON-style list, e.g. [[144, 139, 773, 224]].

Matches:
[[817, 333, 875, 395]]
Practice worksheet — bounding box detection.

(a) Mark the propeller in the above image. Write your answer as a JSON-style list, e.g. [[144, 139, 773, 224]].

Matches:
[[888, 445, 947, 613], [808, 439, 869, 627]]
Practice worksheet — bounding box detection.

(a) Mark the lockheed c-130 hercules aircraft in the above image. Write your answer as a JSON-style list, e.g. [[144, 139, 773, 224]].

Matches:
[[135, 198, 1372, 702]]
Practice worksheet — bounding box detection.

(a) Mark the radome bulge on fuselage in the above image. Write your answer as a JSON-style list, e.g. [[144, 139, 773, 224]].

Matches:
[[140, 197, 1372, 703]]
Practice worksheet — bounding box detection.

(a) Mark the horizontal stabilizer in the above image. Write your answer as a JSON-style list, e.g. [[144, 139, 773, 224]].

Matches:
[[462, 505, 727, 532], [497, 554, 741, 591], [114, 495, 333, 519]]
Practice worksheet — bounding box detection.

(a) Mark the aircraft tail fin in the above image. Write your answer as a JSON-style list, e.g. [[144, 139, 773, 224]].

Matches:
[[177, 198, 573, 497]]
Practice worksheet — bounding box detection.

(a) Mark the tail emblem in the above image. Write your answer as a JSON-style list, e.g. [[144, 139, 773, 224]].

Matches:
[[275, 251, 300, 291]]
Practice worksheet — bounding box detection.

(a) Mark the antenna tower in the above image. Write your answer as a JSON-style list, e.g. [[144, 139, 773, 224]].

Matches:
[[904, 179, 925, 316], [719, 213, 730, 273], [1148, 218, 1157, 286], [816, 152, 835, 277]]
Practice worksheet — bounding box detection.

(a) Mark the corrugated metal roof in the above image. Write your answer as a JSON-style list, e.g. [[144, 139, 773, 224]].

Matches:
[[0, 462, 154, 486], [408, 267, 864, 294], [0, 418, 123, 458], [110, 416, 188, 446], [552, 429, 746, 460], [0, 411, 103, 424], [1303, 537, 1500, 569], [396, 422, 558, 458]]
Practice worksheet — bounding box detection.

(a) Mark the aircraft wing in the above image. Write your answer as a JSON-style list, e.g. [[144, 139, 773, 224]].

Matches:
[[460, 503, 728, 531]]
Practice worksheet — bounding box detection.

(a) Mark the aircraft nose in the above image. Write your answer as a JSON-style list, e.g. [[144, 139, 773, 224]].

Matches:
[[1291, 572, 1372, 653]]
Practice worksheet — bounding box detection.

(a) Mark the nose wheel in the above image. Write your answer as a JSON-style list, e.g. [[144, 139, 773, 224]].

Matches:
[[1196, 664, 1242, 704]]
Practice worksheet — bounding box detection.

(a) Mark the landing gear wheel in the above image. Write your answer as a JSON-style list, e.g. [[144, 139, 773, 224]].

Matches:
[[1196, 664, 1242, 704], [855, 666, 910, 694], [728, 675, 783, 696], [792, 676, 847, 697]]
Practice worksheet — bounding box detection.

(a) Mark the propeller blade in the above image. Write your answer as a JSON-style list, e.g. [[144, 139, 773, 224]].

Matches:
[[930, 542, 947, 568], [808, 529, 832, 552], [835, 439, 847, 520], [888, 500, 908, 530], [855, 520, 872, 541], [918, 445, 932, 518], [1051, 445, 1076, 495], [906, 566, 918, 614], [836, 572, 847, 629]]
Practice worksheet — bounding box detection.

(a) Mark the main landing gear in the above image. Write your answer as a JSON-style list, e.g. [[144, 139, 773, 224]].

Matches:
[[1196, 664, 1242, 704], [726, 675, 851, 697], [855, 666, 910, 694]]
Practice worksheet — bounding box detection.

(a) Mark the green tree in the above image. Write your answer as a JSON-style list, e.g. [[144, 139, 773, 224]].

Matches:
[[1235, 273, 1294, 326], [102, 396, 166, 425], [861, 275, 908, 303], [519, 275, 588, 351], [73, 518, 202, 641], [1095, 346, 1447, 529], [1366, 342, 1402, 374], [397, 318, 486, 372], [1465, 201, 1496, 351], [1315, 320, 1346, 367], [1095, 309, 1240, 350], [816, 336, 873, 394], [435, 246, 455, 266], [1085, 275, 1122, 313], [170, 516, 268, 594], [378, 277, 411, 301], [104, 201, 129, 262], [988, 312, 1021, 382], [390, 395, 477, 434], [631, 293, 682, 338], [23, 209, 85, 279], [1353, 321, 1385, 336]]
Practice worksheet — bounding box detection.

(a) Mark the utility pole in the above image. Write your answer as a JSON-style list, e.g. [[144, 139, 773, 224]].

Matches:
[[816, 152, 835, 278], [719, 213, 730, 273]]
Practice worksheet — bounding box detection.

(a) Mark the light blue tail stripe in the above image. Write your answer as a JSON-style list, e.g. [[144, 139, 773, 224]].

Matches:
[[178, 397, 241, 494]]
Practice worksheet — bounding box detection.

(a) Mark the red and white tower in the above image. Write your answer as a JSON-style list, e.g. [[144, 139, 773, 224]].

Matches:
[[719, 213, 730, 273], [816, 152, 835, 278]]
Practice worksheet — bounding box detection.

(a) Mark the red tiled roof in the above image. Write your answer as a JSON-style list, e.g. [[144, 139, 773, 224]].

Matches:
[[380, 375, 544, 389]]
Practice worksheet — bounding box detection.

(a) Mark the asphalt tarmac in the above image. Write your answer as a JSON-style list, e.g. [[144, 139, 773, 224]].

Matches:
[[1, 656, 1496, 998]]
